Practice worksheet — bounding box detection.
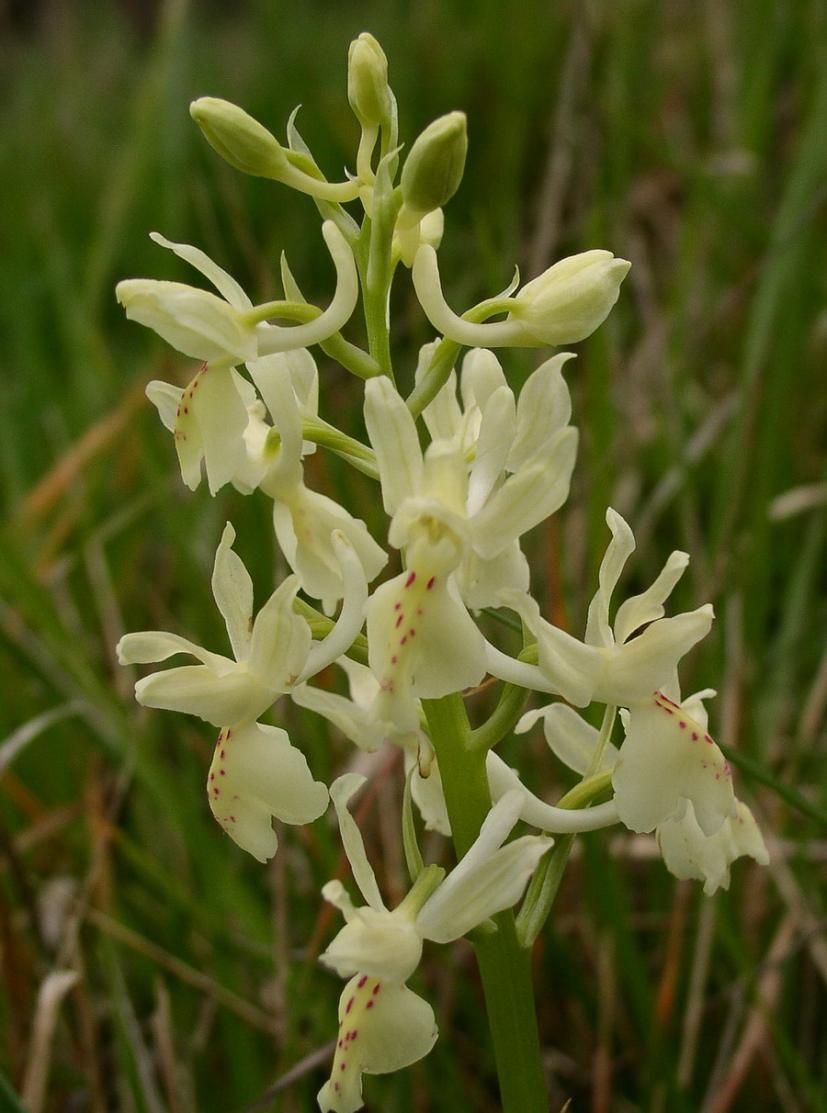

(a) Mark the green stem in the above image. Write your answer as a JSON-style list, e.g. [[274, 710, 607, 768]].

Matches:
[[423, 695, 548, 1113]]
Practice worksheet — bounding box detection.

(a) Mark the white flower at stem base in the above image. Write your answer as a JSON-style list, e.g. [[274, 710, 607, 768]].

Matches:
[[316, 775, 550, 1112], [411, 244, 630, 349], [487, 507, 714, 707], [207, 721, 327, 862], [117, 523, 368, 728], [518, 693, 767, 892], [116, 222, 358, 364]]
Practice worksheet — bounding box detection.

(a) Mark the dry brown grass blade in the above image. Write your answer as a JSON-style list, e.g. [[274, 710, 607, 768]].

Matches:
[[21, 969, 80, 1113], [17, 380, 147, 525], [702, 914, 798, 1113]]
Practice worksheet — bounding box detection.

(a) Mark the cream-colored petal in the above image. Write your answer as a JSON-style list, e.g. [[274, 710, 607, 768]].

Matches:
[[149, 231, 252, 309], [208, 722, 328, 861], [330, 775, 386, 912], [116, 279, 256, 363], [516, 703, 619, 775], [612, 695, 736, 835], [416, 791, 547, 942], [404, 751, 451, 836], [116, 630, 228, 672], [420, 366, 462, 443], [211, 523, 254, 661], [145, 380, 183, 432], [364, 376, 423, 515], [460, 348, 507, 413], [135, 664, 273, 726], [318, 978, 437, 1113], [593, 606, 714, 705], [508, 352, 574, 472], [248, 575, 312, 689], [613, 550, 689, 645], [455, 540, 530, 611], [291, 683, 387, 753], [505, 591, 603, 707], [584, 508, 635, 648], [320, 908, 423, 982], [657, 799, 769, 895], [173, 363, 250, 495], [466, 385, 515, 517], [471, 428, 577, 558], [275, 486, 386, 604]]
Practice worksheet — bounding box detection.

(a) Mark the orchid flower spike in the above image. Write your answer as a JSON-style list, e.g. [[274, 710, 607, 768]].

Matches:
[[517, 690, 768, 892], [317, 775, 550, 1111], [487, 507, 714, 708], [412, 244, 630, 349], [117, 523, 369, 727]]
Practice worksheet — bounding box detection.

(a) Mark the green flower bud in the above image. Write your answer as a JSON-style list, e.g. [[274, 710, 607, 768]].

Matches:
[[512, 250, 631, 345], [348, 32, 391, 127], [401, 111, 467, 217], [190, 97, 288, 179]]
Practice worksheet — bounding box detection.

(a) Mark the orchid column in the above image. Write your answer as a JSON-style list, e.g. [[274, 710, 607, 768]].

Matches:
[[115, 31, 767, 1113]]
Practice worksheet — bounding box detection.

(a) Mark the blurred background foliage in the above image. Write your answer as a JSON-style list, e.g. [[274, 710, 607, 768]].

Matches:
[[1, 0, 826, 1110]]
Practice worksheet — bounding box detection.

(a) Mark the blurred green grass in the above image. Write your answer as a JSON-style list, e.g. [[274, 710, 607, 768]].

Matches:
[[1, 1, 826, 1110]]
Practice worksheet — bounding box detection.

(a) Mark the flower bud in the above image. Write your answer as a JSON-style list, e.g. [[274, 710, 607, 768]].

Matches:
[[347, 32, 391, 127], [401, 111, 467, 217], [511, 250, 631, 346], [189, 97, 288, 179]]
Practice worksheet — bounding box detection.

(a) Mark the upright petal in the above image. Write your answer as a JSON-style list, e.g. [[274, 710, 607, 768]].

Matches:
[[208, 722, 328, 862], [148, 231, 252, 309], [508, 352, 574, 472], [466, 385, 515, 517], [613, 550, 689, 645], [318, 977, 437, 1113], [248, 575, 312, 689], [470, 428, 577, 558], [584, 508, 635, 648], [211, 523, 254, 661], [330, 775, 386, 912], [364, 376, 424, 516]]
